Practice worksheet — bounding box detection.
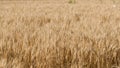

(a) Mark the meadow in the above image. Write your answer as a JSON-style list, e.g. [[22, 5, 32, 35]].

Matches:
[[0, 0, 120, 68]]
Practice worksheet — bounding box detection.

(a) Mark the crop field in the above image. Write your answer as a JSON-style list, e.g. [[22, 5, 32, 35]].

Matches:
[[0, 0, 120, 68]]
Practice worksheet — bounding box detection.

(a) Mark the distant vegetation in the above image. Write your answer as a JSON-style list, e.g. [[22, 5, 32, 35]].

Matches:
[[68, 0, 76, 4]]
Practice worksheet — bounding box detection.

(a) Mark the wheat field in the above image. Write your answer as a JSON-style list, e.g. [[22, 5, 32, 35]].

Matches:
[[0, 0, 120, 68]]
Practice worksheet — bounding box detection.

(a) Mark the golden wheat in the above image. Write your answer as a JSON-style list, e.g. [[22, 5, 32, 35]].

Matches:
[[0, 0, 120, 68]]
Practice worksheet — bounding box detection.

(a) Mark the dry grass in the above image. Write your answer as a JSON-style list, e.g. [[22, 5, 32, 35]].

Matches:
[[0, 0, 120, 68]]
